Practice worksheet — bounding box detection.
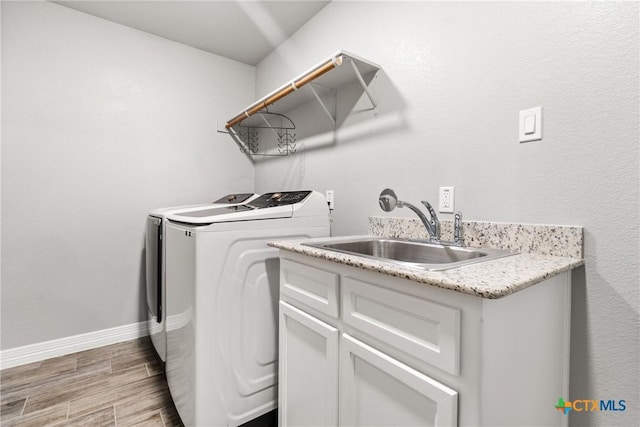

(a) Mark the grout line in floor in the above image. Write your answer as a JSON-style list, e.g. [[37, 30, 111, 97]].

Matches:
[[21, 395, 29, 417], [160, 408, 166, 427]]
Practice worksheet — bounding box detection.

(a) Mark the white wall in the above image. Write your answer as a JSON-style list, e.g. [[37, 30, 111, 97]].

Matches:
[[1, 1, 255, 349], [254, 2, 639, 426]]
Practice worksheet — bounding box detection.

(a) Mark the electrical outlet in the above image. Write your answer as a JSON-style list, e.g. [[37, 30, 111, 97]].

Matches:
[[439, 187, 454, 213], [326, 190, 335, 210]]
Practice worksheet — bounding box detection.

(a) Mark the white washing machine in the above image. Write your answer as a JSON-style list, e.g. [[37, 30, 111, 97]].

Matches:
[[145, 193, 259, 362], [164, 191, 330, 426]]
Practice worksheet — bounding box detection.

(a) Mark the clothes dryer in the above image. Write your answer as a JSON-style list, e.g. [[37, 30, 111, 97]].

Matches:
[[145, 193, 258, 362], [164, 191, 329, 426]]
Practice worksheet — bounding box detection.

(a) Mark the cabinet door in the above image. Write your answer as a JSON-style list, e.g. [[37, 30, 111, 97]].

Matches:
[[279, 302, 339, 427], [340, 334, 458, 427]]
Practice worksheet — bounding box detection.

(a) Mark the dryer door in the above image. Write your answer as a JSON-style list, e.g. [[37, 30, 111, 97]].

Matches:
[[146, 215, 165, 361], [146, 216, 162, 321]]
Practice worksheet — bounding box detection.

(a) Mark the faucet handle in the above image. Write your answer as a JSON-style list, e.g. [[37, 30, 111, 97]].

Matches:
[[421, 201, 437, 219], [421, 201, 441, 241], [454, 211, 463, 246]]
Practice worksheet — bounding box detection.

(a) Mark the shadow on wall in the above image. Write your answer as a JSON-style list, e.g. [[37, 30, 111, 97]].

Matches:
[[569, 263, 640, 426], [569, 265, 592, 426]]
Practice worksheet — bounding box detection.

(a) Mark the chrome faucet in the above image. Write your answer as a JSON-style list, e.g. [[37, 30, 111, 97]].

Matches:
[[378, 188, 441, 243]]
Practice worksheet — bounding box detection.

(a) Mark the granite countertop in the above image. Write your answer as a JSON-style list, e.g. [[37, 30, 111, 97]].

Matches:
[[268, 233, 584, 299]]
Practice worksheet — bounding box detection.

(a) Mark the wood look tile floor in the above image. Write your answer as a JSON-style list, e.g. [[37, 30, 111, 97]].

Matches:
[[0, 337, 184, 427]]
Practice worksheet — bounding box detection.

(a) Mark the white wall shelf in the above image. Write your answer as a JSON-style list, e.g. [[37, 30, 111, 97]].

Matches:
[[222, 50, 380, 157]]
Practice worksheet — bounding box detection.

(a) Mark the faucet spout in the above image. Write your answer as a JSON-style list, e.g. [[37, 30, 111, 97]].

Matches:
[[397, 200, 440, 242]]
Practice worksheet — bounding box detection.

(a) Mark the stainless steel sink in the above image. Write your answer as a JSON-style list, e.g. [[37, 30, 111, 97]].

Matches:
[[303, 237, 517, 271]]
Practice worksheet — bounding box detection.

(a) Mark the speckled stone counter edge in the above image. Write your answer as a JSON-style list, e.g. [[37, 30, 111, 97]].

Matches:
[[369, 216, 583, 258], [269, 237, 583, 299], [268, 218, 584, 299]]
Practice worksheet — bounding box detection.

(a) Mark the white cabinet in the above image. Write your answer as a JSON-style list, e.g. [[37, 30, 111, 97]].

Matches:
[[278, 252, 571, 427]]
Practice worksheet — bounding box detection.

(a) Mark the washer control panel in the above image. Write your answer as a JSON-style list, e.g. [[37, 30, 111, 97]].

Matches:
[[248, 191, 312, 209], [212, 193, 255, 204]]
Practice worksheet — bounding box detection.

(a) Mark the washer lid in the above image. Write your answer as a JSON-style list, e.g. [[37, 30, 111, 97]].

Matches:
[[166, 191, 317, 224], [149, 193, 259, 218], [149, 193, 259, 217]]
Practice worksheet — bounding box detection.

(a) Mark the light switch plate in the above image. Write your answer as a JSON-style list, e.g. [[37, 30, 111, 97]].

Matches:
[[519, 106, 542, 143]]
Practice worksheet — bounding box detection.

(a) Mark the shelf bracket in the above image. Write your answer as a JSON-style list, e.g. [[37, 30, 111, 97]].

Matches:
[[226, 126, 255, 154], [307, 83, 336, 127], [349, 59, 377, 111]]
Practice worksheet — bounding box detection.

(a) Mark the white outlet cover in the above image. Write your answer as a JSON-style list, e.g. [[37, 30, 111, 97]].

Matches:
[[439, 187, 454, 213], [519, 106, 542, 143], [325, 190, 335, 210]]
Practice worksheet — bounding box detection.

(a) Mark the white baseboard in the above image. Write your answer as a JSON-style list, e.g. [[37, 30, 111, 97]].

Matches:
[[0, 321, 149, 370]]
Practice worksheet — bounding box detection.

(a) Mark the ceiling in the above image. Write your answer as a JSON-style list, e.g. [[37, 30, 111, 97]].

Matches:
[[52, 1, 330, 66]]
